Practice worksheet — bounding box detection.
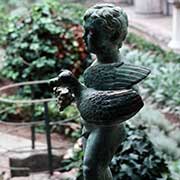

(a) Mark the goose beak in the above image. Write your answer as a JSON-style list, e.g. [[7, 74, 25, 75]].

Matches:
[[48, 77, 60, 88]]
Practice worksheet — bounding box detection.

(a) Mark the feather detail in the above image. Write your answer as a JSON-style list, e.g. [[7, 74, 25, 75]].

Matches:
[[83, 62, 150, 90], [78, 89, 143, 125]]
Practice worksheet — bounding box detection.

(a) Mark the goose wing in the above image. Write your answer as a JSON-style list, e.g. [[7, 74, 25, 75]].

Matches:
[[83, 62, 150, 90], [79, 89, 143, 126]]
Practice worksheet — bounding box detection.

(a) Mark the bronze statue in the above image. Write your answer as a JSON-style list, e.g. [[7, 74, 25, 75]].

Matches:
[[50, 4, 150, 180]]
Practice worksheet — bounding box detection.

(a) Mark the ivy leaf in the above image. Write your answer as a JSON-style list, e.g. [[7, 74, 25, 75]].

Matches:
[[30, 43, 39, 50]]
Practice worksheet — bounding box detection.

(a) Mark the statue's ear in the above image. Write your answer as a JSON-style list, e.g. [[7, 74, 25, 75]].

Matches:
[[110, 31, 120, 42]]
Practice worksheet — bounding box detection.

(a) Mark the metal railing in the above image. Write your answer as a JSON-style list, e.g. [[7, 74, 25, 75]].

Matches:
[[0, 80, 80, 176]]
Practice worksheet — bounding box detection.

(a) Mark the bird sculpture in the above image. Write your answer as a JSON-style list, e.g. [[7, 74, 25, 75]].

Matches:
[[50, 70, 144, 126]]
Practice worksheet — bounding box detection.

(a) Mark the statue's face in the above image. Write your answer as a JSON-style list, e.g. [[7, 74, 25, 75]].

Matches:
[[83, 18, 112, 54]]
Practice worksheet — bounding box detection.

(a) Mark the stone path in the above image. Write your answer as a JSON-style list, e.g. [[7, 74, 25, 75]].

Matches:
[[0, 125, 74, 180], [123, 5, 172, 50], [0, 132, 47, 179]]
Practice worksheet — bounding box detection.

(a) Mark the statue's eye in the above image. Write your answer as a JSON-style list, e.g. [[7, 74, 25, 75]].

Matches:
[[89, 29, 95, 36], [89, 29, 94, 35], [83, 28, 96, 38]]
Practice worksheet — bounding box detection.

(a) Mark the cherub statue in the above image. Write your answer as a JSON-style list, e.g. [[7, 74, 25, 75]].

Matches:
[[50, 4, 150, 180]]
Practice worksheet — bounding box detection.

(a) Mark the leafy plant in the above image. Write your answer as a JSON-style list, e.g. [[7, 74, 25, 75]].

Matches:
[[0, 94, 32, 122], [0, 0, 40, 45], [126, 32, 163, 53], [110, 124, 169, 180], [125, 32, 180, 63], [0, 93, 81, 138], [58, 3, 86, 25], [131, 105, 180, 161], [121, 46, 180, 114], [1, 1, 91, 97], [51, 104, 81, 139], [168, 160, 180, 180], [0, 5, 10, 45]]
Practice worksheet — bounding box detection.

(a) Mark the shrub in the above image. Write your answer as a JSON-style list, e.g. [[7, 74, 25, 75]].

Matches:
[[125, 32, 180, 63], [111, 124, 169, 180], [0, 5, 9, 45], [131, 105, 180, 161], [120, 46, 180, 114], [0, 95, 80, 138], [0, 1, 88, 137], [1, 2, 91, 93], [58, 3, 86, 25]]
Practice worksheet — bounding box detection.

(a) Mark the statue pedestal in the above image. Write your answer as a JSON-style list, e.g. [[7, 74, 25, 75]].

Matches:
[[168, 4, 180, 50]]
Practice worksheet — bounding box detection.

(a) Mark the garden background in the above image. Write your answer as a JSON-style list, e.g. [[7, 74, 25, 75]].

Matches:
[[0, 0, 179, 179]]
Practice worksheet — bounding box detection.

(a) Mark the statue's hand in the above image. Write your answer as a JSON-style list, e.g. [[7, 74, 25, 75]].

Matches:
[[53, 87, 74, 111]]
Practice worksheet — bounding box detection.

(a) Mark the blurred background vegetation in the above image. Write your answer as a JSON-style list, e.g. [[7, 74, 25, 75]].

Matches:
[[0, 0, 179, 179]]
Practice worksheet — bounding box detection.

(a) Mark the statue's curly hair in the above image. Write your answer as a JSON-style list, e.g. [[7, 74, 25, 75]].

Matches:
[[83, 4, 128, 48]]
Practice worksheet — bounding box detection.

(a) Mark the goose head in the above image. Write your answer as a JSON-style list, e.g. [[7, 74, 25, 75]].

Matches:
[[58, 70, 76, 87], [49, 70, 82, 95]]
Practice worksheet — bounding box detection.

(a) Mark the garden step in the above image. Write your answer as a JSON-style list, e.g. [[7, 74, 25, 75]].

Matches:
[[0, 132, 63, 179], [0, 132, 47, 154]]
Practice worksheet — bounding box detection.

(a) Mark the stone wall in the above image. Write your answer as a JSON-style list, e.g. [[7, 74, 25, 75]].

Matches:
[[135, 0, 163, 14]]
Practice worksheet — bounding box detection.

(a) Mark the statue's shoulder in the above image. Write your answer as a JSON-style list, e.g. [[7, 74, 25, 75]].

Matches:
[[83, 62, 150, 90]]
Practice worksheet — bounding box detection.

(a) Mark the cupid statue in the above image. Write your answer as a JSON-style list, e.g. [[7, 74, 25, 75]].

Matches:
[[50, 4, 150, 180]]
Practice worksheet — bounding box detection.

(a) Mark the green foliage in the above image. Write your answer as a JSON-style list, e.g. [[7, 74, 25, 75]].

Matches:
[[120, 46, 180, 114], [34, 103, 81, 139], [131, 106, 180, 180], [110, 124, 169, 180], [1, 2, 90, 95], [0, 102, 30, 122], [131, 105, 180, 161], [169, 160, 180, 180], [60, 140, 83, 173], [58, 3, 86, 25], [41, 0, 86, 23], [125, 32, 180, 63], [0, 6, 10, 45], [51, 105, 81, 139], [0, 94, 33, 122], [126, 32, 163, 53], [0, 0, 39, 45], [0, 94, 80, 138], [0, 1, 86, 139], [0, 0, 31, 9]]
